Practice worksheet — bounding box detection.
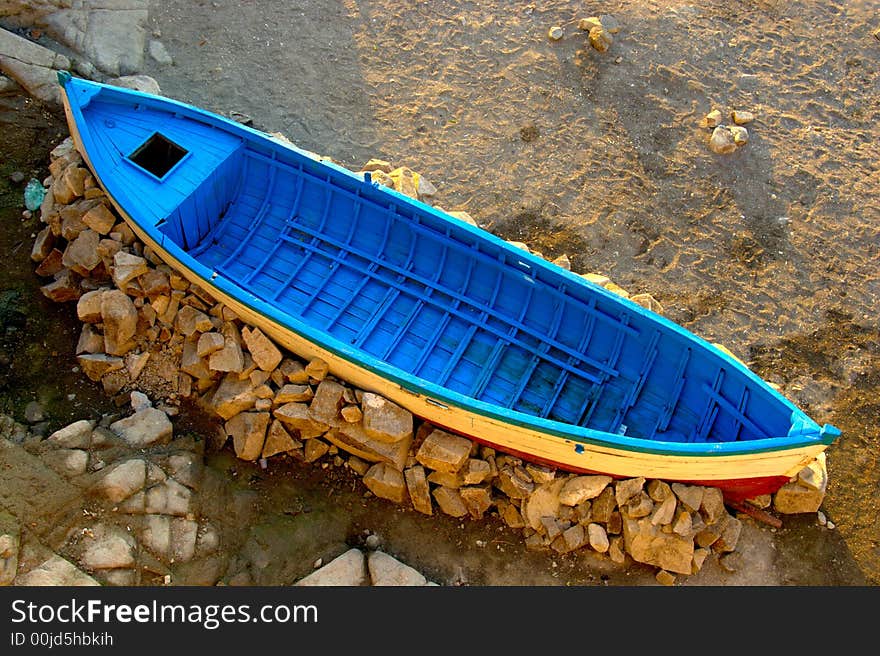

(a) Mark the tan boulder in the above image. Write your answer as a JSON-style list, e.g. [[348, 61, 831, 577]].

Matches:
[[261, 420, 302, 459], [415, 428, 472, 473], [559, 475, 613, 506], [432, 486, 469, 518], [241, 326, 283, 371], [100, 289, 138, 356], [404, 465, 432, 515], [226, 411, 270, 461], [363, 462, 408, 504]]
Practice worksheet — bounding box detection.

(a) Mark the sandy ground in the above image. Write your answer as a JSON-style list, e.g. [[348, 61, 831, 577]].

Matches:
[[1, 0, 877, 587], [138, 0, 878, 584]]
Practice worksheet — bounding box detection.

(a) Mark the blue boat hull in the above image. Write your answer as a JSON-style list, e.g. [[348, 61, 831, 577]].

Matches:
[[58, 73, 839, 499]]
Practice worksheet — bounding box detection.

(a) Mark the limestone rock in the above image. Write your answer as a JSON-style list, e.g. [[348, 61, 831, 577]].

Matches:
[[462, 458, 492, 485], [494, 465, 535, 499], [31, 225, 55, 262], [208, 322, 245, 372], [295, 548, 366, 586], [76, 323, 105, 355], [241, 326, 283, 371], [630, 293, 664, 314], [433, 486, 469, 518], [110, 74, 160, 95], [712, 514, 743, 553], [552, 524, 586, 554], [145, 478, 192, 516], [732, 110, 755, 125], [81, 203, 117, 235], [77, 353, 125, 382], [16, 554, 99, 586], [368, 550, 428, 586], [110, 407, 173, 447], [589, 26, 613, 52], [387, 167, 421, 199], [305, 358, 329, 381], [52, 165, 88, 205], [415, 428, 472, 473], [274, 402, 329, 437], [41, 448, 88, 477], [209, 374, 257, 420], [47, 419, 94, 448], [650, 495, 677, 526], [112, 251, 149, 288], [340, 404, 362, 423], [625, 491, 654, 518], [702, 109, 723, 128], [797, 453, 828, 492], [363, 462, 408, 504], [404, 465, 432, 515], [559, 475, 612, 506], [623, 516, 694, 575], [226, 411, 270, 461], [459, 485, 493, 519], [62, 228, 101, 275], [80, 525, 136, 570], [41, 269, 81, 302], [773, 479, 827, 515], [101, 289, 138, 356], [361, 392, 412, 443], [304, 438, 330, 462], [708, 126, 737, 154], [587, 523, 610, 553], [76, 289, 106, 323], [497, 499, 526, 528], [308, 379, 345, 424], [522, 479, 565, 531], [615, 477, 646, 507], [700, 487, 726, 524], [361, 158, 393, 173], [92, 458, 146, 503], [197, 332, 225, 357], [672, 483, 704, 512], [176, 305, 213, 336], [426, 469, 463, 489], [578, 17, 602, 31], [729, 125, 749, 146], [275, 384, 314, 405], [324, 422, 411, 471], [261, 420, 302, 459]]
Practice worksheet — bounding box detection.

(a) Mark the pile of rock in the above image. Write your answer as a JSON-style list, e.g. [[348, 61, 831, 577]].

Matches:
[[547, 13, 620, 53], [0, 407, 437, 587], [27, 136, 829, 584], [704, 108, 756, 155]]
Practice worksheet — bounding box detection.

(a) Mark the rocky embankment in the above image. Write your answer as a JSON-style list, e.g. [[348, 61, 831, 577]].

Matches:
[[0, 135, 832, 587]]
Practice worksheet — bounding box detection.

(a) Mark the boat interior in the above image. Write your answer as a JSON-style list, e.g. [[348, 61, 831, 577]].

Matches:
[[82, 90, 800, 446]]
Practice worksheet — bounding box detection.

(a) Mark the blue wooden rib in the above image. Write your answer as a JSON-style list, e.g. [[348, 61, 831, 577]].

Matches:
[[278, 220, 617, 379]]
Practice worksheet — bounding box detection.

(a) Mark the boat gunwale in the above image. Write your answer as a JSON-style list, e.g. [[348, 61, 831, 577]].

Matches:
[[59, 74, 840, 460]]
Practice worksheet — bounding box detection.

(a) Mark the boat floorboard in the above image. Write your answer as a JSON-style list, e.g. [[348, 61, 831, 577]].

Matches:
[[186, 151, 783, 443]]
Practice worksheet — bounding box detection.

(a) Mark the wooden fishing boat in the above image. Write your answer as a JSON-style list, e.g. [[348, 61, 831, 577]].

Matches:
[[57, 72, 840, 500]]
